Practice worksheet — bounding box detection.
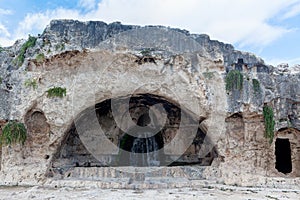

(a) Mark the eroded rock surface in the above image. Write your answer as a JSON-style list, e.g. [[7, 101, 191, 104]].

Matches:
[[0, 20, 299, 188]]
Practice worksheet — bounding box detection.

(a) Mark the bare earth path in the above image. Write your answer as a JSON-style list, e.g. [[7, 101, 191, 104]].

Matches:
[[0, 185, 299, 200]]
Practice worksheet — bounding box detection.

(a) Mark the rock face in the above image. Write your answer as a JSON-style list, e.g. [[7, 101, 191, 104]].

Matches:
[[0, 20, 299, 188]]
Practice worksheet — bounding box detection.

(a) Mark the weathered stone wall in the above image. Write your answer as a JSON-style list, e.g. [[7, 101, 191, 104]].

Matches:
[[0, 20, 299, 187]]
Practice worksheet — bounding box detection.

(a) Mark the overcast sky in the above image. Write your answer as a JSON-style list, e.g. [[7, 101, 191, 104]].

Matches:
[[1, 0, 300, 66]]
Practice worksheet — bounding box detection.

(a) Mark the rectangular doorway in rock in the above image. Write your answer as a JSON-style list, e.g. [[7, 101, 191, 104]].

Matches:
[[275, 138, 292, 174]]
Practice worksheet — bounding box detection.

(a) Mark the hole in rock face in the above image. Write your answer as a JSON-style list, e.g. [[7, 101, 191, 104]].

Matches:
[[50, 94, 217, 174], [137, 113, 151, 127], [275, 138, 292, 174], [25, 110, 50, 144]]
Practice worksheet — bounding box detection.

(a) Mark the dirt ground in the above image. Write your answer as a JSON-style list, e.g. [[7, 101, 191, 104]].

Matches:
[[0, 185, 299, 200]]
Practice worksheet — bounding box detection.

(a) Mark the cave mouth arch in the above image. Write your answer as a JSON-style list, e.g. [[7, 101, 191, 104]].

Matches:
[[49, 93, 217, 176], [275, 138, 292, 174]]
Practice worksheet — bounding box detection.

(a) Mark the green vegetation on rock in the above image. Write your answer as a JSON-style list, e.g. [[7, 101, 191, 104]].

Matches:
[[203, 71, 215, 80], [252, 79, 260, 94], [225, 70, 243, 92], [1, 121, 27, 145], [15, 35, 37, 66], [140, 48, 152, 56], [36, 53, 45, 63], [47, 87, 67, 98], [24, 78, 38, 90], [55, 43, 65, 51], [263, 105, 275, 144]]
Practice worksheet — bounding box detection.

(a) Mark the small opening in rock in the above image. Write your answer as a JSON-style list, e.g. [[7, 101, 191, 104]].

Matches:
[[137, 113, 151, 127], [275, 138, 292, 174], [44, 155, 50, 159]]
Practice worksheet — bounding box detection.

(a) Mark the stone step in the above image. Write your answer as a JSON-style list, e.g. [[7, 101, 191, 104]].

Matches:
[[45, 177, 215, 189], [60, 166, 206, 180]]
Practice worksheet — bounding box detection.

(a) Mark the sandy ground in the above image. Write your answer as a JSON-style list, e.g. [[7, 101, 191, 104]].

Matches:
[[0, 185, 299, 200]]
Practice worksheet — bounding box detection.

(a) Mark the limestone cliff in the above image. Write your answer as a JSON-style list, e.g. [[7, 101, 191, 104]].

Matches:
[[0, 20, 299, 187], [0, 20, 264, 119]]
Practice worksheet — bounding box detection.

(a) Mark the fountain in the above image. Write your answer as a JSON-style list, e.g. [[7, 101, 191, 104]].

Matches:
[[130, 132, 160, 167], [121, 113, 163, 167]]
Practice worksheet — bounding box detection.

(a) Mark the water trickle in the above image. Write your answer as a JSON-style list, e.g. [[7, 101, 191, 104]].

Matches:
[[130, 132, 160, 167]]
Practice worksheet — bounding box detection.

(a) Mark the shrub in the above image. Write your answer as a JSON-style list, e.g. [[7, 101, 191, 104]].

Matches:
[[263, 106, 275, 144], [1, 121, 27, 145], [0, 46, 4, 53], [47, 87, 67, 98], [225, 70, 243, 92], [15, 35, 37, 66]]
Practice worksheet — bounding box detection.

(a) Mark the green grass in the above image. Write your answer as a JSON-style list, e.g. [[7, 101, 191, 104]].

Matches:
[[263, 106, 275, 144], [15, 35, 37, 66], [35, 53, 45, 63], [47, 87, 67, 98], [24, 78, 38, 90], [1, 121, 27, 145], [225, 70, 243, 92]]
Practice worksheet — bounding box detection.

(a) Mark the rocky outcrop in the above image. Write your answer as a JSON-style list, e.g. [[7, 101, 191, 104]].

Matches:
[[0, 20, 299, 188], [0, 20, 264, 120], [41, 20, 264, 66]]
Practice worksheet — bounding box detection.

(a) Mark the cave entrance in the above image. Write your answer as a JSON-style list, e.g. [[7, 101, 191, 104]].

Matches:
[[118, 112, 165, 166], [275, 138, 292, 174], [48, 94, 218, 177]]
